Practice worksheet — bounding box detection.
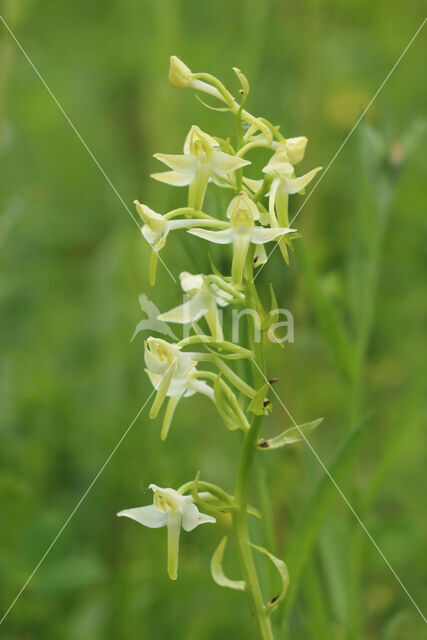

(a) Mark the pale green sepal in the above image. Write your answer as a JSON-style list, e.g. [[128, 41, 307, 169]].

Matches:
[[286, 166, 322, 194], [248, 383, 270, 416], [249, 542, 289, 613], [211, 537, 246, 591], [257, 418, 324, 450]]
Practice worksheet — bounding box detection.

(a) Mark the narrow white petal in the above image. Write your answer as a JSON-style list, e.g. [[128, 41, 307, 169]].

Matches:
[[188, 228, 234, 245], [117, 505, 167, 528], [151, 171, 195, 187], [158, 295, 207, 324], [243, 177, 263, 193], [251, 226, 296, 244], [153, 153, 196, 173], [182, 502, 216, 532], [212, 150, 250, 177], [188, 378, 215, 400], [285, 167, 322, 194]]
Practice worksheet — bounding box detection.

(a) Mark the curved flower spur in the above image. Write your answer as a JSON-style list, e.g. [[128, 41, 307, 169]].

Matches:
[[118, 56, 323, 640]]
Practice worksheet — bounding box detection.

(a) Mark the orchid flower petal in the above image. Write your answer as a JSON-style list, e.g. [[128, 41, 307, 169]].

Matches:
[[158, 294, 207, 324], [153, 153, 197, 173], [182, 502, 216, 532], [188, 228, 234, 244], [117, 506, 168, 528], [285, 166, 322, 194], [151, 171, 194, 187], [188, 378, 215, 400], [243, 177, 263, 193], [211, 151, 250, 177], [251, 226, 295, 244]]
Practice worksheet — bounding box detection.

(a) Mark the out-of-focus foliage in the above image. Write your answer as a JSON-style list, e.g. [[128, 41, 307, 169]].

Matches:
[[0, 0, 426, 638]]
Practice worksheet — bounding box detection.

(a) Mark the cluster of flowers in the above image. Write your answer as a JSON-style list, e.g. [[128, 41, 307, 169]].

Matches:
[[118, 57, 321, 587]]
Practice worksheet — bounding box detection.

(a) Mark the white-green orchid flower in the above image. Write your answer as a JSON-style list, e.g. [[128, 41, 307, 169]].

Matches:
[[135, 200, 228, 285], [245, 148, 322, 228], [117, 484, 215, 580], [188, 192, 296, 288], [158, 272, 233, 340], [151, 125, 250, 210], [145, 337, 214, 439]]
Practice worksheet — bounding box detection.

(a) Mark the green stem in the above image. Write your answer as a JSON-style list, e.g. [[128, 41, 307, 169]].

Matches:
[[232, 255, 273, 640], [234, 415, 273, 640]]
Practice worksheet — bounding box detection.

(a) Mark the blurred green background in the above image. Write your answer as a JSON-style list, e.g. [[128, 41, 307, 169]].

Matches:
[[0, 0, 426, 638]]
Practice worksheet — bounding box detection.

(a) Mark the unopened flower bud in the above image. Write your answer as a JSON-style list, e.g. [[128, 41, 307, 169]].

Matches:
[[169, 55, 193, 88], [284, 136, 308, 165]]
